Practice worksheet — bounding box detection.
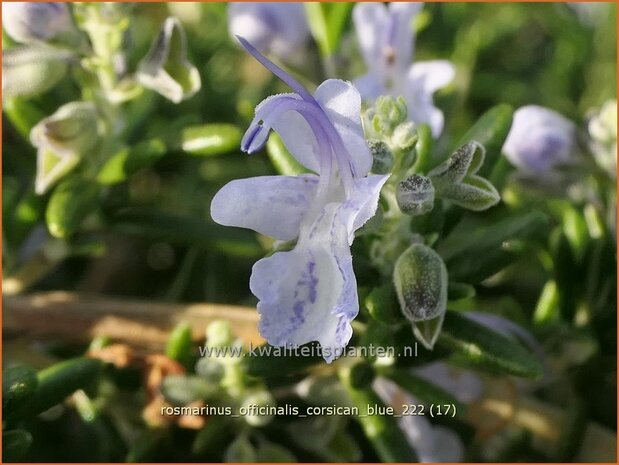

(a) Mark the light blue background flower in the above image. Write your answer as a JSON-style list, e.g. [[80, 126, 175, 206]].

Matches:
[[353, 2, 455, 137]]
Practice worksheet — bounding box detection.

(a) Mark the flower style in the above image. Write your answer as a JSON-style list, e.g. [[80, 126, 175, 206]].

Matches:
[[211, 37, 389, 362], [502, 105, 576, 173], [227, 3, 309, 64], [353, 2, 455, 137]]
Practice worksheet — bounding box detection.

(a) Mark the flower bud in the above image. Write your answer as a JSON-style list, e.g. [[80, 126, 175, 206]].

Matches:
[[368, 139, 394, 174], [502, 105, 576, 173], [228, 3, 309, 64], [137, 17, 201, 103], [30, 102, 100, 194], [375, 95, 407, 130], [392, 121, 417, 151], [393, 243, 447, 349], [206, 320, 235, 348], [241, 390, 275, 426], [2, 3, 75, 44], [588, 99, 617, 177], [2, 45, 71, 99], [396, 175, 434, 215]]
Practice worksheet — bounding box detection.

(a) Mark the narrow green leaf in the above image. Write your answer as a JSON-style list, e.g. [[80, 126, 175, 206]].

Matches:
[[304, 3, 351, 57], [30, 358, 104, 416], [45, 178, 100, 239], [438, 311, 543, 379], [438, 210, 547, 261], [457, 104, 513, 177], [3, 98, 45, 139], [165, 321, 194, 369], [339, 369, 418, 462], [388, 370, 466, 415], [266, 132, 308, 175], [107, 208, 262, 258], [97, 139, 166, 185], [180, 124, 242, 157], [448, 282, 476, 301]]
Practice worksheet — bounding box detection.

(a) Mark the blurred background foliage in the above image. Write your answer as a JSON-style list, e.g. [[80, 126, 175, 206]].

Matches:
[[2, 2, 617, 463]]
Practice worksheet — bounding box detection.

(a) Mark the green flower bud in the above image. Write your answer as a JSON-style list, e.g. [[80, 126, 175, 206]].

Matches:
[[393, 243, 447, 349], [206, 320, 234, 348], [2, 45, 72, 99], [375, 95, 407, 128], [392, 121, 417, 151], [30, 101, 100, 194], [137, 17, 201, 103], [396, 175, 434, 215], [241, 390, 275, 426], [368, 139, 394, 174], [45, 178, 100, 238]]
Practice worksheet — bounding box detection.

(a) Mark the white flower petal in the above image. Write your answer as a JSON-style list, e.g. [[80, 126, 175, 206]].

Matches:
[[210, 174, 319, 241], [250, 243, 346, 360], [270, 107, 322, 173], [336, 174, 390, 244], [315, 79, 373, 177]]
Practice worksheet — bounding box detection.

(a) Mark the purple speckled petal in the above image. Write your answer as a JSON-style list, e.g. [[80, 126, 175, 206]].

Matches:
[[250, 241, 347, 362], [210, 174, 319, 241]]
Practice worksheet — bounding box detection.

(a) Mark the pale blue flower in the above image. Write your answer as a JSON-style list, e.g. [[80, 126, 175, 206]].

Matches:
[[211, 37, 389, 362], [353, 2, 455, 137], [227, 3, 308, 64], [503, 105, 576, 173], [2, 2, 74, 44]]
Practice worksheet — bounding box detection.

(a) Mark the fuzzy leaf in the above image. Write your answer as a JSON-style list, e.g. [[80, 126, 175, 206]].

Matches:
[[441, 175, 500, 211], [394, 243, 447, 322]]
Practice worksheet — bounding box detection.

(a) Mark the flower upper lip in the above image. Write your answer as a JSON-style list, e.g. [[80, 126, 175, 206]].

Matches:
[[236, 35, 368, 192]]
